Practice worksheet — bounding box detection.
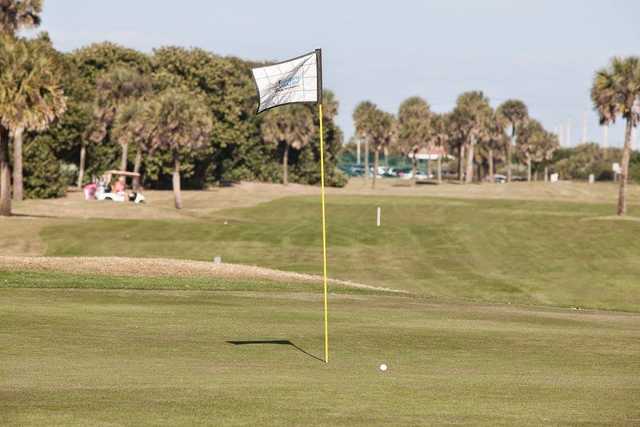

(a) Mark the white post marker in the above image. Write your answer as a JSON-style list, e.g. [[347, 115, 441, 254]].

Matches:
[[376, 206, 381, 227]]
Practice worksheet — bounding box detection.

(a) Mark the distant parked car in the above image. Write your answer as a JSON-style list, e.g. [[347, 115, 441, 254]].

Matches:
[[348, 165, 365, 176], [397, 168, 413, 179], [383, 167, 399, 177], [415, 171, 430, 181], [494, 174, 507, 184]]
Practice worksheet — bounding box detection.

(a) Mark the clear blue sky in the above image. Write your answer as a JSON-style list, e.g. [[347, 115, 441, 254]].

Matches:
[[37, 0, 640, 147]]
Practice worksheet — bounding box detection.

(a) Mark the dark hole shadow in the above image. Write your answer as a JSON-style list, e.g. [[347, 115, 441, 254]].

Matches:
[[226, 340, 324, 363]]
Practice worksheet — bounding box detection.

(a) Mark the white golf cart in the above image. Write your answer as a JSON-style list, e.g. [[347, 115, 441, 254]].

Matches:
[[95, 170, 146, 204]]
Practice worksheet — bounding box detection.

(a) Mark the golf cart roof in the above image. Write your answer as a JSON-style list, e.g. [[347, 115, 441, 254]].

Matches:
[[102, 170, 140, 181], [103, 170, 141, 178]]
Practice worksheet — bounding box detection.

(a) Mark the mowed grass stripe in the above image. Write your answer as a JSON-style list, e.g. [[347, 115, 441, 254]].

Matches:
[[0, 270, 393, 296]]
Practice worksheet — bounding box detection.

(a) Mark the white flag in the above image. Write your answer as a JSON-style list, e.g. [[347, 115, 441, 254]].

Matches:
[[252, 50, 322, 113]]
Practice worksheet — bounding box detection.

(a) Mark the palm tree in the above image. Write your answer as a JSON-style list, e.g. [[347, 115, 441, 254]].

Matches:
[[261, 105, 314, 186], [0, 0, 42, 35], [429, 113, 450, 183], [591, 56, 640, 215], [516, 119, 545, 182], [496, 99, 529, 183], [451, 91, 493, 184], [0, 34, 66, 215], [368, 108, 397, 189], [479, 113, 508, 182], [0, 1, 45, 202], [112, 100, 149, 190], [398, 96, 432, 185], [353, 101, 376, 181], [320, 90, 339, 121], [447, 112, 466, 182], [540, 131, 559, 182], [140, 88, 212, 209], [91, 65, 151, 174]]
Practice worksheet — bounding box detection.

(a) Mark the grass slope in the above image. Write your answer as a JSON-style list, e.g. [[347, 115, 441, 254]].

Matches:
[[38, 195, 640, 311], [0, 270, 388, 295], [1, 273, 639, 426]]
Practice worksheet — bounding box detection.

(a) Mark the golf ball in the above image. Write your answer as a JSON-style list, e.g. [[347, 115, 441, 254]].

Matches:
[[379, 363, 388, 372]]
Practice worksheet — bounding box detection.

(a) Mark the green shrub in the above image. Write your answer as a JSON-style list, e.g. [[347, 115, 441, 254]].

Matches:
[[23, 138, 67, 199]]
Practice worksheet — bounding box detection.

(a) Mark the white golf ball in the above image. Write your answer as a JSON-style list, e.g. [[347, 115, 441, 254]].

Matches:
[[379, 363, 388, 372]]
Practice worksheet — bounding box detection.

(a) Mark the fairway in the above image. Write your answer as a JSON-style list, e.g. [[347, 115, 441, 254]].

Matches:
[[2, 185, 640, 425], [25, 192, 640, 311], [2, 275, 639, 426]]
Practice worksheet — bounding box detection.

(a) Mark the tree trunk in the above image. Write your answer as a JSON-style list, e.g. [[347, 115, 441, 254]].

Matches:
[[372, 149, 379, 189], [282, 142, 289, 186], [488, 149, 495, 183], [527, 156, 532, 182], [77, 143, 86, 188], [507, 126, 515, 182], [458, 145, 465, 183], [544, 166, 549, 183], [437, 156, 442, 183], [12, 127, 24, 201], [0, 126, 12, 216], [364, 140, 369, 182], [120, 142, 128, 172], [172, 151, 182, 210], [617, 119, 634, 216], [412, 150, 418, 186], [384, 147, 389, 167], [465, 141, 474, 184], [133, 149, 142, 191]]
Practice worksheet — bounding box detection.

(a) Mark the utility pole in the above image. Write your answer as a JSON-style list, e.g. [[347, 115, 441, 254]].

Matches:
[[356, 137, 361, 165], [559, 124, 564, 146]]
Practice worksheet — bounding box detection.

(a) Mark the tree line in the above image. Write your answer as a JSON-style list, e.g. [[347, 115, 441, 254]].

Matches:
[[2, 1, 639, 217], [352, 94, 559, 188], [0, 0, 344, 216], [351, 55, 640, 217]]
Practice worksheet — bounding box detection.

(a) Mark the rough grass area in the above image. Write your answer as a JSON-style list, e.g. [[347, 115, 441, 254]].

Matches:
[[30, 195, 640, 312], [1, 279, 639, 426]]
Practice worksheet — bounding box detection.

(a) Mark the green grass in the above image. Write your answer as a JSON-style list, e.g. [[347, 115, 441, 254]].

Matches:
[[4, 192, 640, 425], [39, 195, 640, 311], [0, 270, 378, 295], [1, 275, 639, 426]]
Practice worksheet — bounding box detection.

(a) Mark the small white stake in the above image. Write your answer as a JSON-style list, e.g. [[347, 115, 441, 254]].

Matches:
[[376, 206, 381, 227]]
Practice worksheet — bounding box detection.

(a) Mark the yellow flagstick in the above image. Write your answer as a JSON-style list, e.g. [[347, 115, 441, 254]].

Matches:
[[318, 103, 329, 364]]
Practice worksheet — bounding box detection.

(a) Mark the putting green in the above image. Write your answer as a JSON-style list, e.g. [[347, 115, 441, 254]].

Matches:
[[1, 274, 639, 426]]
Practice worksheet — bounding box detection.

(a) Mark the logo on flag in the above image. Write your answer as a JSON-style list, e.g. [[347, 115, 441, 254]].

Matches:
[[252, 50, 322, 113]]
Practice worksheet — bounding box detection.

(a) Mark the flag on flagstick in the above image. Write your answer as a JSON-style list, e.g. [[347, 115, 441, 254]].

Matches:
[[252, 50, 321, 113], [252, 50, 330, 364]]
